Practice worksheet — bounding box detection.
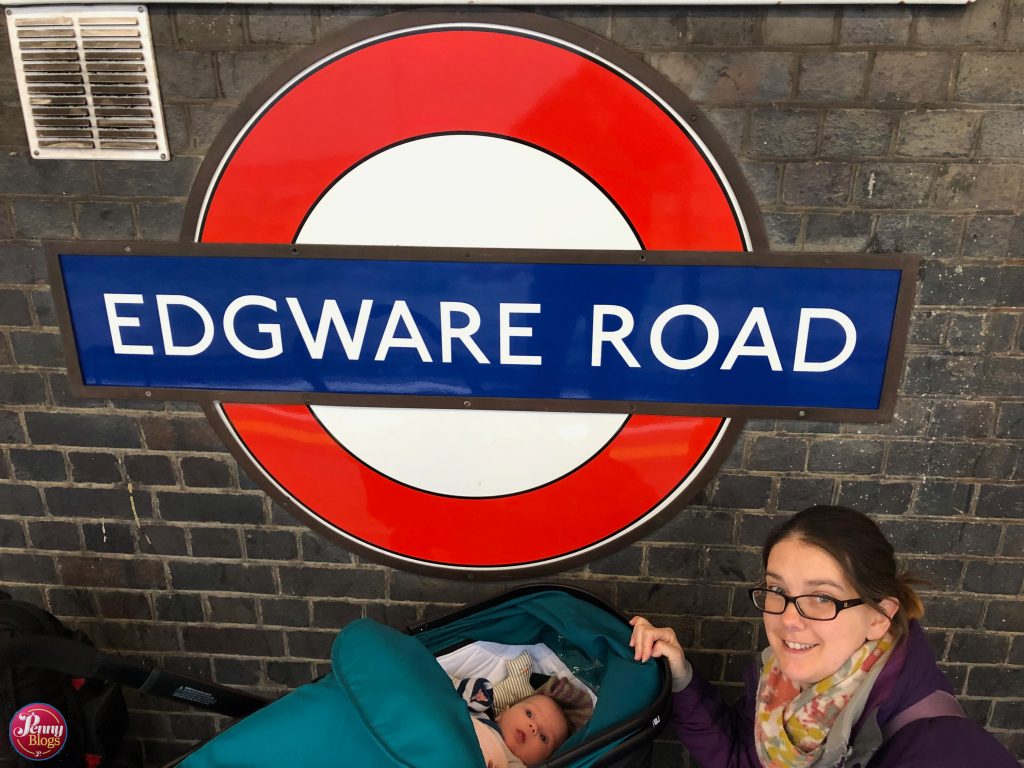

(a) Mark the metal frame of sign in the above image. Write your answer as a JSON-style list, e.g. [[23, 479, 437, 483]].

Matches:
[[47, 239, 919, 423]]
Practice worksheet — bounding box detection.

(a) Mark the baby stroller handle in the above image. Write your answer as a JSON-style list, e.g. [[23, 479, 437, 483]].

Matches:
[[0, 636, 269, 718]]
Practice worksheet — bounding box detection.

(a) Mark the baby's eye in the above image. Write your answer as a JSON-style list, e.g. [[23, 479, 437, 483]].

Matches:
[[525, 709, 533, 718], [540, 734, 548, 744]]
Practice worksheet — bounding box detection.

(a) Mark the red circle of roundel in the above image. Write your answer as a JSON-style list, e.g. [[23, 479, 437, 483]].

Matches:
[[195, 20, 754, 571]]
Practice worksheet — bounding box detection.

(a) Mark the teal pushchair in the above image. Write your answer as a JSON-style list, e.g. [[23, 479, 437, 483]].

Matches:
[[2, 586, 670, 768], [178, 585, 670, 768]]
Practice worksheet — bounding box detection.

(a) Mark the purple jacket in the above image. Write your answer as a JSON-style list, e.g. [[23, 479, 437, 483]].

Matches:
[[670, 622, 1018, 767]]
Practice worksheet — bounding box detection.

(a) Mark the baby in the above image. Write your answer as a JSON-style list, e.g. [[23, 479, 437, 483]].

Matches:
[[472, 693, 570, 768]]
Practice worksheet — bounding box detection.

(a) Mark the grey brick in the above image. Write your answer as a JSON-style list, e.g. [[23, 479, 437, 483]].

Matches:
[[0, 518, 25, 547], [0, 153, 97, 196], [745, 436, 806, 472], [59, 556, 164, 589], [213, 658, 260, 687], [935, 165, 1023, 210], [12, 199, 74, 239], [782, 162, 853, 206], [762, 9, 835, 44], [280, 566, 385, 598], [957, 54, 1024, 103], [190, 527, 242, 558], [587, 542, 644, 576], [963, 215, 1016, 258], [0, 553, 57, 584], [808, 439, 884, 474], [138, 203, 186, 241], [928, 401, 993, 438], [46, 486, 153, 520], [996, 403, 1024, 439], [27, 412, 140, 449], [159, 492, 264, 524], [174, 8, 245, 48], [0, 244, 47, 285], [979, 111, 1024, 159], [711, 475, 772, 509], [688, 10, 758, 45], [96, 156, 202, 198], [207, 595, 257, 624], [897, 111, 980, 159], [919, 262, 1000, 307], [170, 561, 275, 594], [69, 452, 122, 484], [964, 561, 1024, 595], [840, 7, 912, 44], [28, 521, 80, 551], [976, 485, 1024, 518], [156, 51, 217, 100], [647, 545, 702, 579], [915, 0, 1005, 46], [181, 625, 285, 656], [82, 522, 135, 554], [836, 481, 914, 515], [216, 49, 296, 101], [985, 600, 1024, 632], [0, 373, 46, 405], [47, 373, 104, 409], [883, 519, 1001, 556], [299, 531, 352, 564], [869, 53, 954, 103], [265, 597, 311, 627], [244, 529, 298, 561], [803, 212, 872, 252], [691, 53, 795, 103], [740, 162, 780, 207], [706, 548, 762, 584], [609, 9, 688, 50], [124, 454, 176, 486], [10, 449, 66, 481], [267, 660, 314, 687], [248, 7, 315, 44], [0, 290, 32, 326], [775, 478, 835, 512], [871, 215, 962, 257], [798, 53, 867, 101], [75, 202, 136, 240], [181, 456, 233, 488], [10, 331, 63, 367], [704, 108, 746, 151], [187, 105, 235, 152], [854, 164, 937, 209], [748, 109, 819, 159], [644, 508, 735, 545], [31, 290, 57, 328], [141, 416, 223, 452], [764, 212, 801, 249], [617, 581, 730, 617], [915, 480, 973, 516]]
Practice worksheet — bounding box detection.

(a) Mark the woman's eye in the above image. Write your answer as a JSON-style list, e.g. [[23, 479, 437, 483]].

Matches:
[[767, 586, 784, 595], [812, 595, 833, 604]]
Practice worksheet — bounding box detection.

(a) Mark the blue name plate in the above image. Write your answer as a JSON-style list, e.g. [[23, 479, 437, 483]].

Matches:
[[49, 243, 917, 420]]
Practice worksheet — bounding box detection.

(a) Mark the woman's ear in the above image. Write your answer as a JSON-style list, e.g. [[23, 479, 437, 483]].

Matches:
[[866, 597, 899, 640]]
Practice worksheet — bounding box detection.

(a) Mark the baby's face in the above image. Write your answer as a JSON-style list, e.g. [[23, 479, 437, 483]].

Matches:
[[495, 694, 568, 766]]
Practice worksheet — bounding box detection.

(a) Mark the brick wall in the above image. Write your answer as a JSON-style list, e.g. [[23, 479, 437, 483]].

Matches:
[[1, 2, 1021, 765]]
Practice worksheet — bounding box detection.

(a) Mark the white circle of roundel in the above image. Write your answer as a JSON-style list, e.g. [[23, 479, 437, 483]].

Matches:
[[299, 134, 639, 497]]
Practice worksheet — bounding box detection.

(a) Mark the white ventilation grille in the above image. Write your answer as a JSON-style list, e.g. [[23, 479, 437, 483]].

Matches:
[[6, 5, 169, 161]]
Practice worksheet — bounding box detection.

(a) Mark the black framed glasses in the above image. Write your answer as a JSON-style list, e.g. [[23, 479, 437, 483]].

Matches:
[[748, 587, 864, 621]]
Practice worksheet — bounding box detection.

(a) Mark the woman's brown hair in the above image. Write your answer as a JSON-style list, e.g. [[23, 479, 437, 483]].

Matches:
[[761, 505, 925, 644]]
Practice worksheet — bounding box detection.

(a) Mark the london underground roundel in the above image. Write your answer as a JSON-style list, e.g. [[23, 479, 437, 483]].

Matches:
[[184, 12, 765, 575]]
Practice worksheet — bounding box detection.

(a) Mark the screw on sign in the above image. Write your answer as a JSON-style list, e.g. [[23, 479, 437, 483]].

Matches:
[[8, 703, 68, 761]]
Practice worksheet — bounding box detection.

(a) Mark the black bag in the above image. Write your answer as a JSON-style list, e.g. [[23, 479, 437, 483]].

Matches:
[[0, 591, 130, 767]]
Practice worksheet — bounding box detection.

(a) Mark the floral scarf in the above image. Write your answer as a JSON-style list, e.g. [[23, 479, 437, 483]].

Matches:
[[754, 635, 893, 768]]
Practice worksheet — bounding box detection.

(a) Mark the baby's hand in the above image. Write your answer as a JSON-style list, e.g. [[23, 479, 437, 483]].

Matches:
[[628, 616, 687, 682]]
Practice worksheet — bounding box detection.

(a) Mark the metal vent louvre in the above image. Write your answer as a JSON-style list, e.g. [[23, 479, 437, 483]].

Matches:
[[6, 5, 169, 161]]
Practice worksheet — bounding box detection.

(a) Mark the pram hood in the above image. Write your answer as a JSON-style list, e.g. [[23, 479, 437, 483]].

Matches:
[[180, 618, 482, 767]]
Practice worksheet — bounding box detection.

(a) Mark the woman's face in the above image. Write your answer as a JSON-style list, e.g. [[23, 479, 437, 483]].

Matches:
[[762, 537, 893, 688]]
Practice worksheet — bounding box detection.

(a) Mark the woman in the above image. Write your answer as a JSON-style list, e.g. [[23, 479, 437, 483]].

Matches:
[[630, 505, 1017, 767]]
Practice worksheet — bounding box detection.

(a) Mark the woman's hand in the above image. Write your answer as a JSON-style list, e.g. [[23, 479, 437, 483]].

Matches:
[[629, 616, 687, 683]]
